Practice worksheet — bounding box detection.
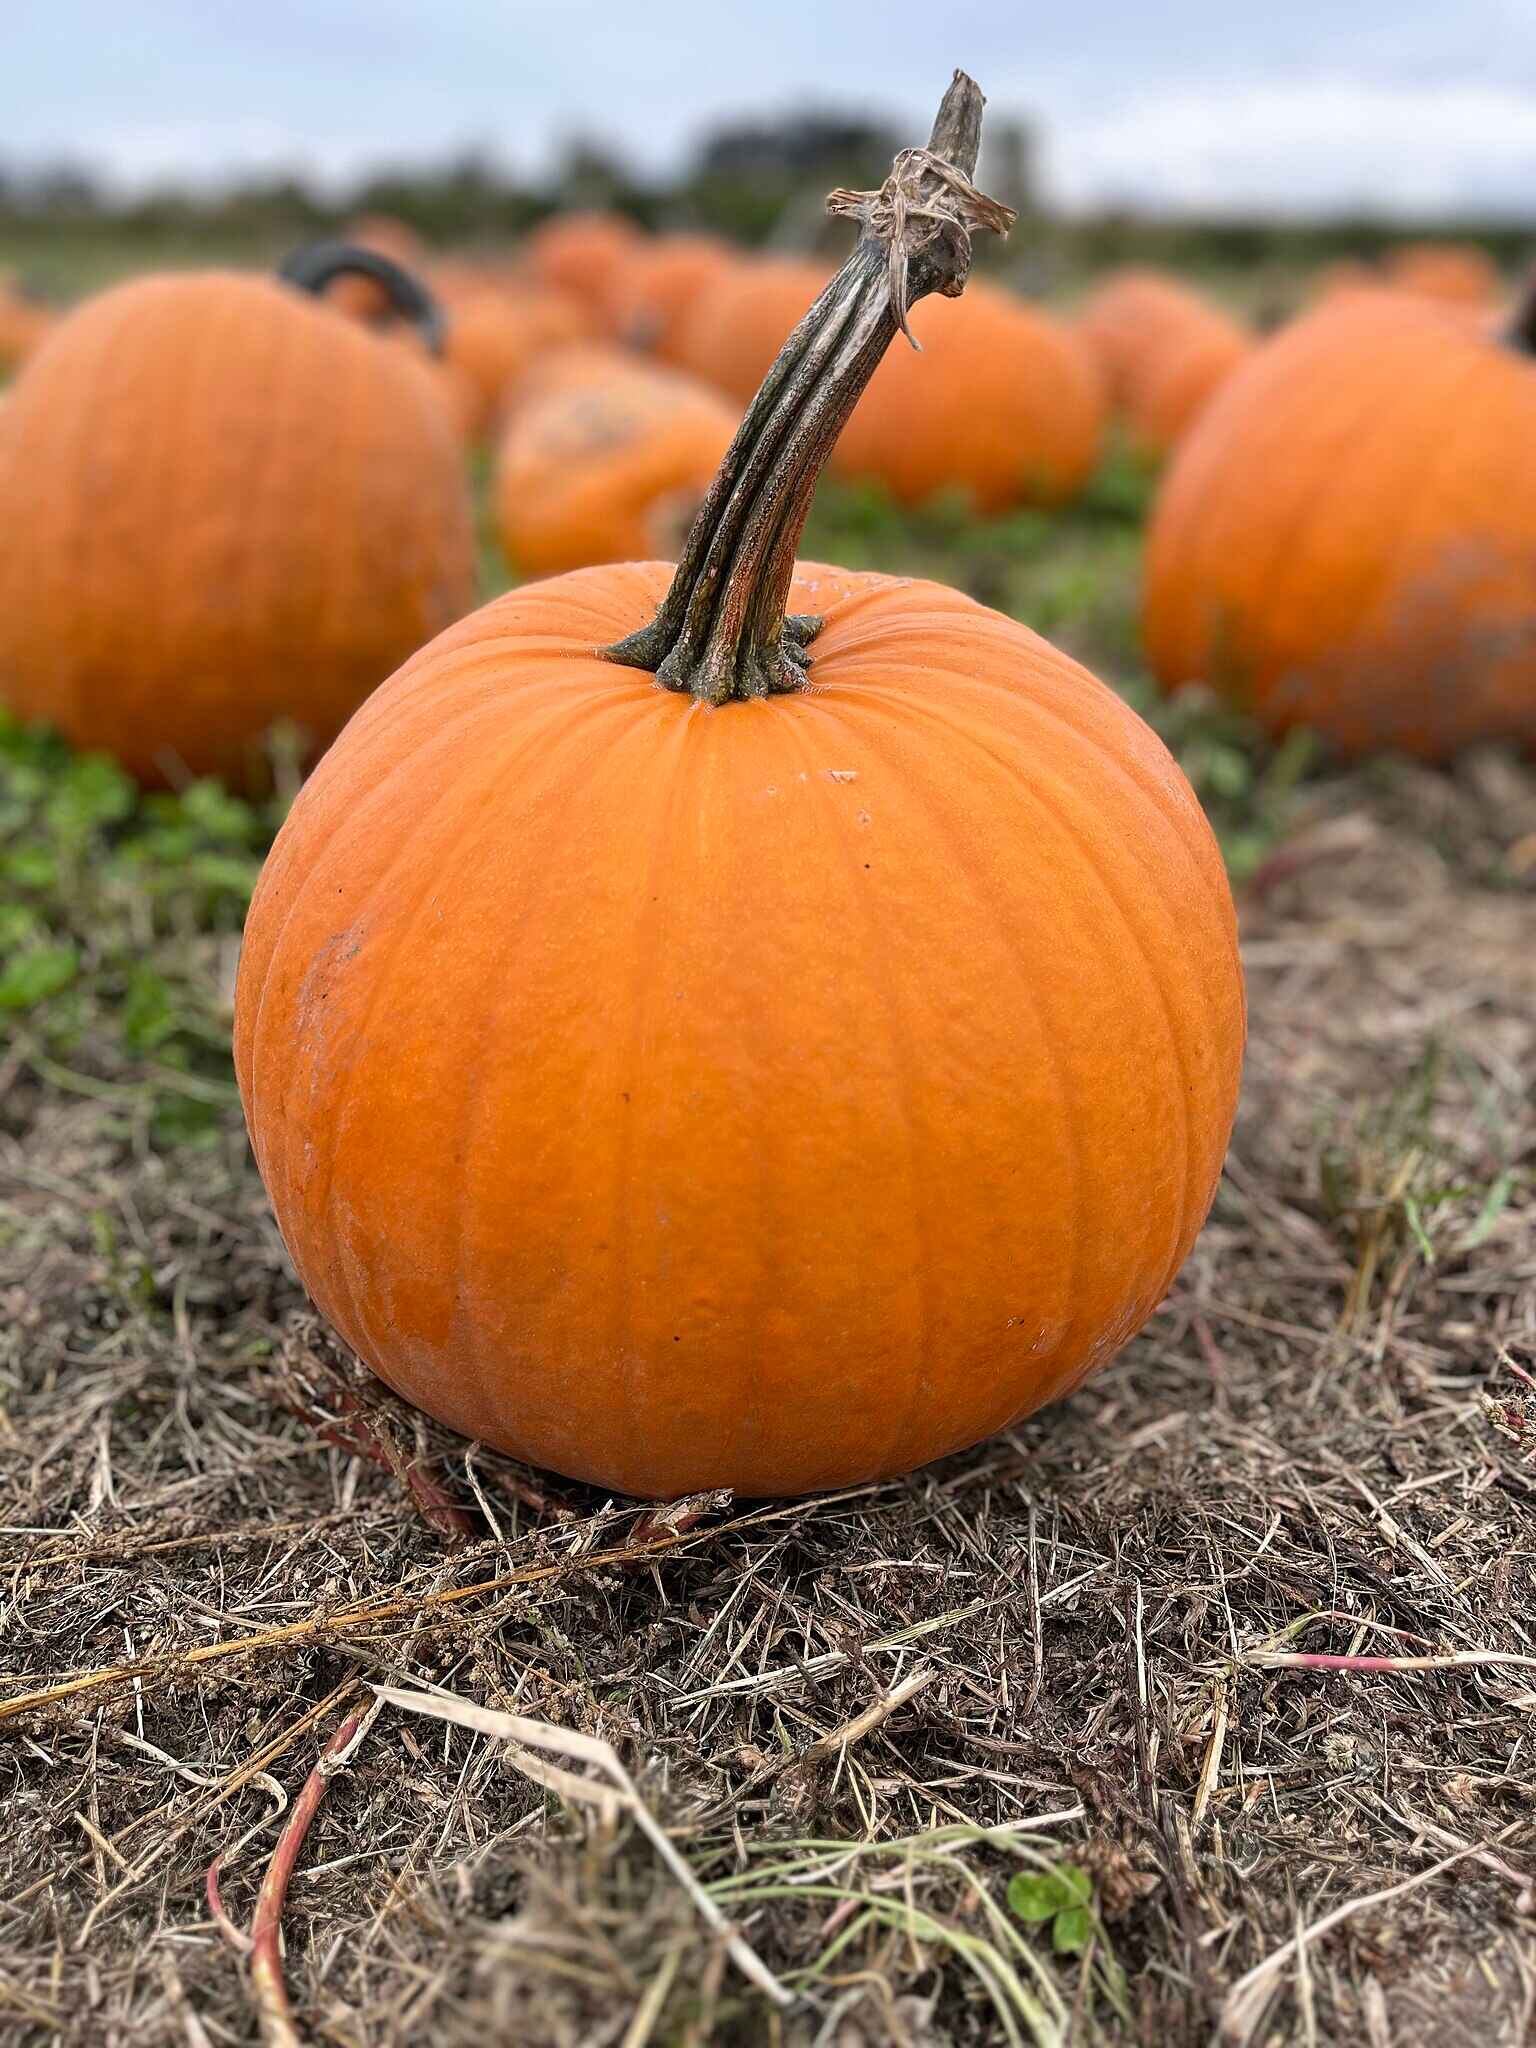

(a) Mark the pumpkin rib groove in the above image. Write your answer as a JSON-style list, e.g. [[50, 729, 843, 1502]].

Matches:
[[1249, 339, 1490, 709], [305, 684, 650, 1382], [776, 698, 936, 1484], [599, 702, 700, 1483], [893, 695, 1198, 1307], [71, 283, 161, 747], [1151, 305, 1431, 685], [1150, 331, 1391, 686], [845, 661, 1238, 967], [852, 683, 1199, 1345], [434, 687, 678, 1466], [830, 693, 1087, 1424], [243, 686, 568, 1283], [1303, 345, 1508, 693], [240, 680, 545, 1183]]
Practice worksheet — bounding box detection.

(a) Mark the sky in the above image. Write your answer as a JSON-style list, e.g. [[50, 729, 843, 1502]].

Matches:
[[9, 1, 1536, 217]]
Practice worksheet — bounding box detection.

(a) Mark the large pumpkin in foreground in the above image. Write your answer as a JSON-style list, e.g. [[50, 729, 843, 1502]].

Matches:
[[0, 251, 475, 785], [1144, 289, 1536, 759], [237, 77, 1244, 1499]]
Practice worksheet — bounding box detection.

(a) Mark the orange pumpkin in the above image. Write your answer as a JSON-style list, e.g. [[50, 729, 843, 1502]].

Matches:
[[441, 287, 593, 437], [326, 215, 429, 323], [527, 211, 643, 314], [236, 75, 1243, 1500], [605, 234, 738, 359], [494, 361, 737, 576], [504, 341, 652, 413], [0, 248, 475, 786], [834, 280, 1104, 508], [1077, 269, 1252, 454], [674, 256, 834, 398], [1385, 241, 1500, 307], [1143, 288, 1536, 759]]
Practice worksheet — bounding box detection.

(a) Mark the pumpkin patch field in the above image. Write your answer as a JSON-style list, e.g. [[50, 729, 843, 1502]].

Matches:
[[2, 79, 1535, 2048]]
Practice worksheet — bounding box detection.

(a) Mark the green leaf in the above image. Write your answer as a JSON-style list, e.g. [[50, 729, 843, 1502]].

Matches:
[[1008, 1871, 1070, 1923], [1053, 1906, 1093, 1955], [1057, 1864, 1093, 1906], [0, 942, 79, 1010]]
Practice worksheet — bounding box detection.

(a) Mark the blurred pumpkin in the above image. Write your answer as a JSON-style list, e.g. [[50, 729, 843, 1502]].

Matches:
[[326, 214, 429, 323], [235, 75, 1243, 1500], [503, 340, 652, 415], [674, 256, 833, 398], [442, 287, 593, 437], [494, 360, 737, 576], [833, 281, 1104, 509], [527, 211, 643, 314], [1386, 241, 1500, 307], [1077, 269, 1252, 455], [605, 233, 737, 359], [0, 245, 475, 787], [1143, 288, 1536, 760]]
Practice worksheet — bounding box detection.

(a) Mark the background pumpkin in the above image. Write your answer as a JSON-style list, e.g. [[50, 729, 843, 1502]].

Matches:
[[1077, 268, 1252, 455], [325, 214, 429, 323], [236, 77, 1244, 1500], [832, 281, 1104, 509], [440, 285, 593, 437], [0, 248, 476, 786], [527, 210, 643, 315], [1385, 241, 1501, 307], [674, 255, 833, 398], [494, 360, 737, 576], [604, 232, 737, 360], [1143, 287, 1536, 759]]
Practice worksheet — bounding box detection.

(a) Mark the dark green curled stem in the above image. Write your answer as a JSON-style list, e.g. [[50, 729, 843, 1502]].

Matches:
[[278, 239, 447, 357], [601, 70, 1015, 705]]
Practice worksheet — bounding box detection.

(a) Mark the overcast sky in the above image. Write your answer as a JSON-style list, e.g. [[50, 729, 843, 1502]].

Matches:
[[10, 1, 1536, 215]]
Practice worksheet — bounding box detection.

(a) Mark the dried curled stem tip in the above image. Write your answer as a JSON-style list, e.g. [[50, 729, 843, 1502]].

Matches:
[[601, 68, 1012, 704], [827, 144, 1017, 345]]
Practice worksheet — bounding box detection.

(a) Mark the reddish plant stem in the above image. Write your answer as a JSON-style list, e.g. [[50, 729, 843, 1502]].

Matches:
[[243, 1703, 377, 2048], [205, 1854, 251, 1954]]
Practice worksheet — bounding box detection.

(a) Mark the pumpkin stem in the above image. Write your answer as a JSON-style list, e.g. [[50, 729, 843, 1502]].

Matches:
[[278, 240, 447, 358], [1504, 268, 1536, 355], [600, 71, 1014, 705]]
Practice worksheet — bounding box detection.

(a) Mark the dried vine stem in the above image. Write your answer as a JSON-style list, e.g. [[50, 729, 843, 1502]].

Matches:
[[232, 1700, 382, 2048], [602, 69, 1013, 704]]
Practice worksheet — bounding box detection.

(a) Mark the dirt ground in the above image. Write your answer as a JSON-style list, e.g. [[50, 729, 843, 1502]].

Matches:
[[2, 473, 1534, 2043]]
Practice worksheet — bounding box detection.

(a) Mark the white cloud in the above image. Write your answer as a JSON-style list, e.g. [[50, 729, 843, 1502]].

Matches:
[[1044, 77, 1536, 216]]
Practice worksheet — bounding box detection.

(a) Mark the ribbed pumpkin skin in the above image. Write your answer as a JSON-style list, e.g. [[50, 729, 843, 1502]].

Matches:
[[327, 216, 429, 324], [0, 274, 476, 786], [527, 212, 643, 314], [1144, 295, 1536, 760], [1078, 270, 1250, 454], [676, 258, 834, 399], [833, 284, 1104, 509], [235, 562, 1245, 1500], [606, 235, 737, 360], [441, 289, 592, 435], [494, 366, 738, 575], [1386, 242, 1499, 307]]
